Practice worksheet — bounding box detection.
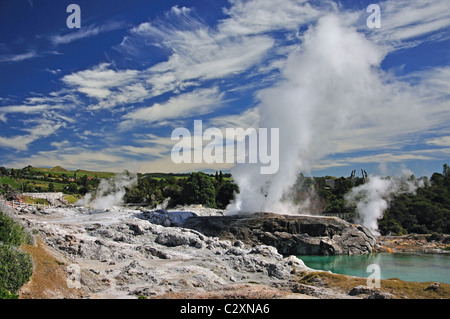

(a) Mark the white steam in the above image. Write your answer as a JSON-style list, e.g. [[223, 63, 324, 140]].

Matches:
[[227, 14, 424, 214], [77, 171, 137, 210], [344, 172, 424, 236]]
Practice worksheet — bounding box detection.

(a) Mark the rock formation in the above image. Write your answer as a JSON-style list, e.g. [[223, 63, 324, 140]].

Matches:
[[12, 205, 377, 298], [181, 213, 377, 255], [15, 207, 314, 298]]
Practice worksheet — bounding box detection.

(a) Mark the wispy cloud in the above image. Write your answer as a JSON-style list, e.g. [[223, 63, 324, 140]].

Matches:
[[50, 21, 127, 45], [0, 120, 63, 151], [219, 0, 334, 36], [120, 87, 224, 129], [366, 0, 450, 49], [0, 89, 80, 123], [0, 51, 37, 63], [1, 0, 449, 175], [62, 63, 139, 101], [119, 6, 276, 97], [426, 136, 450, 147]]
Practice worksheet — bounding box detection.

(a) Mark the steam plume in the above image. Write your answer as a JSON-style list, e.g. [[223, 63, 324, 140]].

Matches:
[[344, 173, 424, 236], [227, 13, 424, 215], [227, 14, 383, 214], [77, 171, 137, 210]]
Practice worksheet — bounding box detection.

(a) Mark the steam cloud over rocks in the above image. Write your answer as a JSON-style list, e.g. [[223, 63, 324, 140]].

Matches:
[[227, 14, 426, 215], [77, 171, 137, 210], [345, 173, 424, 236]]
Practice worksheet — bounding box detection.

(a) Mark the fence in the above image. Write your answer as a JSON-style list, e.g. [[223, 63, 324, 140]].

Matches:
[[1, 199, 54, 210]]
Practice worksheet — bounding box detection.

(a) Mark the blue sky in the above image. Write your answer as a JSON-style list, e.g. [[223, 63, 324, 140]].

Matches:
[[0, 0, 449, 178]]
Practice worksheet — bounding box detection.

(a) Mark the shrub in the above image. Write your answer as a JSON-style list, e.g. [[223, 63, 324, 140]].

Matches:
[[0, 244, 33, 296], [0, 212, 29, 246], [0, 211, 34, 298]]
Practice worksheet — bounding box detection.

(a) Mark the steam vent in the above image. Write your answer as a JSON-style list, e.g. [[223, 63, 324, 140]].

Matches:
[[182, 213, 377, 255]]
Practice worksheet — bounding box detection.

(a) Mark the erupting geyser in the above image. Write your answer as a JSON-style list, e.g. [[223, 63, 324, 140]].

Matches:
[[226, 14, 423, 218]]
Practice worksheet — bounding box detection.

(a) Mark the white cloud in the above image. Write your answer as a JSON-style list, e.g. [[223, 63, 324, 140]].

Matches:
[[62, 63, 139, 100], [209, 107, 260, 129], [219, 0, 333, 36], [51, 21, 127, 45], [0, 120, 62, 151], [121, 5, 276, 98], [426, 136, 450, 147], [2, 0, 449, 178], [0, 51, 37, 63], [120, 87, 224, 129], [367, 0, 450, 49]]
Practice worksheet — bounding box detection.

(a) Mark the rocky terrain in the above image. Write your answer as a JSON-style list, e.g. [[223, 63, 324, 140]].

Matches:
[[180, 212, 377, 255], [8, 204, 379, 299], [11, 205, 307, 298], [377, 234, 450, 253]]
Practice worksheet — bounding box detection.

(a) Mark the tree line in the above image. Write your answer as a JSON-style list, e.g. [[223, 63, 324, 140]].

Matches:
[[124, 171, 239, 209], [2, 164, 449, 234], [312, 164, 450, 235], [379, 164, 450, 235]]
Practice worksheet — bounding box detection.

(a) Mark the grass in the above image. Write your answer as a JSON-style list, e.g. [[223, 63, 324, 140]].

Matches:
[[297, 270, 450, 299], [64, 195, 80, 204], [22, 196, 50, 205], [0, 176, 21, 188], [1, 176, 67, 192]]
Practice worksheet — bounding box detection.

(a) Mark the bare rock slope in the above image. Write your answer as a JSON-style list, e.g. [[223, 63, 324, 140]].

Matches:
[[16, 207, 316, 298]]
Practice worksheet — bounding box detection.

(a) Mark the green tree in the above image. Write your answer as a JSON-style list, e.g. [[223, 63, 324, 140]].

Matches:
[[125, 187, 145, 203], [216, 180, 239, 209], [181, 172, 216, 207], [443, 163, 450, 187], [48, 183, 55, 192], [67, 182, 78, 194]]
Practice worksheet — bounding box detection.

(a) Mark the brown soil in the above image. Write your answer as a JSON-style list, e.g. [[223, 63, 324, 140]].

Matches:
[[150, 283, 316, 299], [18, 238, 89, 299], [297, 271, 450, 299]]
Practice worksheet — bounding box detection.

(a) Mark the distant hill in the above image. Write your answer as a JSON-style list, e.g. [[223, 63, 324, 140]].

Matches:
[[74, 169, 116, 178], [25, 166, 117, 178], [28, 166, 68, 173], [50, 166, 68, 172]]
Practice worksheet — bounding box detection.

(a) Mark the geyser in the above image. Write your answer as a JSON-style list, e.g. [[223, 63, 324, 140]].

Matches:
[[227, 13, 423, 216]]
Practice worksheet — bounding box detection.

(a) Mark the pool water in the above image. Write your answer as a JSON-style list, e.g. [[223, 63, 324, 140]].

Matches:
[[298, 253, 450, 284]]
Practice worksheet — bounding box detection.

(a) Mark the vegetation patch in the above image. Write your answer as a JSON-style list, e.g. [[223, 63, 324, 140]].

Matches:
[[0, 211, 33, 299], [64, 194, 80, 204], [0, 211, 31, 246]]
